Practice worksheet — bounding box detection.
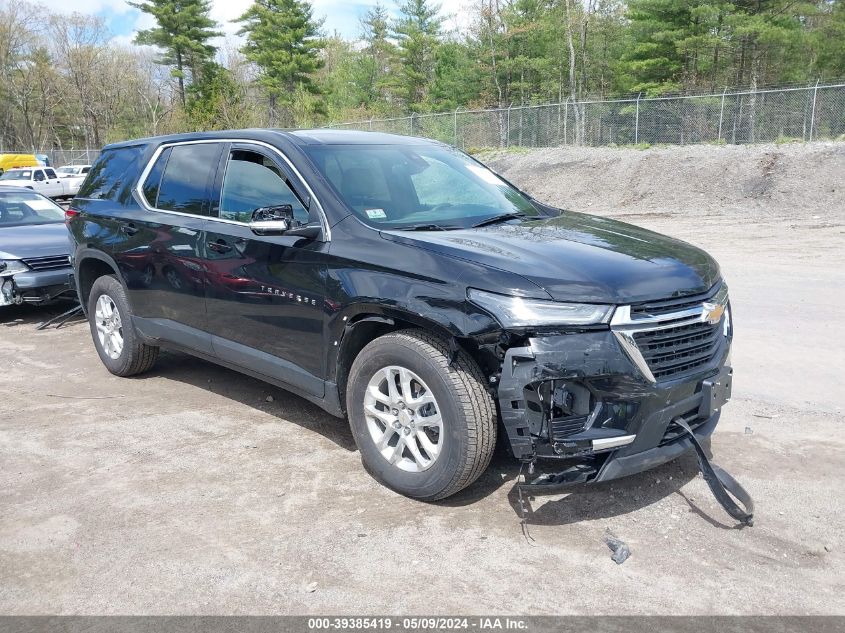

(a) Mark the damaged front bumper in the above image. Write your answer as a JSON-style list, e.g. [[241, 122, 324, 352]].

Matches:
[[496, 329, 732, 490], [1, 269, 75, 306]]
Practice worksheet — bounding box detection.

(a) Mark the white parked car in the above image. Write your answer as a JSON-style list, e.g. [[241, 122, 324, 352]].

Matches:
[[55, 165, 91, 197], [0, 167, 74, 199]]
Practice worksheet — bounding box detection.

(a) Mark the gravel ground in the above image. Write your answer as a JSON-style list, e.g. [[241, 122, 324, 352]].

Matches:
[[480, 141, 845, 224], [1, 143, 844, 615]]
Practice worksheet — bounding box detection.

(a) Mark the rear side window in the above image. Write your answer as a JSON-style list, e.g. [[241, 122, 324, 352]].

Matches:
[[155, 143, 221, 216], [77, 145, 145, 201], [45, 168, 57, 179]]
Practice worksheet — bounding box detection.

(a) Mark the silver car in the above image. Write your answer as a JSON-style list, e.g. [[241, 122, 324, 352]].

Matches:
[[0, 186, 73, 306]]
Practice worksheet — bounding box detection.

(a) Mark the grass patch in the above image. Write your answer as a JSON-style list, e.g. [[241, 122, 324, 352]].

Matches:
[[465, 145, 534, 156]]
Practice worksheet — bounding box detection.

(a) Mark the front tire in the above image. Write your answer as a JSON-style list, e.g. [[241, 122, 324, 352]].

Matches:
[[346, 330, 496, 501], [87, 275, 158, 377]]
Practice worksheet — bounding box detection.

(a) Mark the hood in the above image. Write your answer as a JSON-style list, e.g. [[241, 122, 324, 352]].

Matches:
[[0, 223, 71, 259], [382, 211, 721, 304]]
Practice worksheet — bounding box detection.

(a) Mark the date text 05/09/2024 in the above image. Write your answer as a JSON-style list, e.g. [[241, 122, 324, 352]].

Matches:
[[307, 617, 529, 630]]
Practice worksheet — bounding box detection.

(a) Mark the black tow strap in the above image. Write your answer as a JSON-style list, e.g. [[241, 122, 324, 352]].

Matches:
[[674, 417, 755, 527]]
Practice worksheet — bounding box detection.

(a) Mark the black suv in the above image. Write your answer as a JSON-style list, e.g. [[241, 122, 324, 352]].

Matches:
[[68, 130, 733, 500]]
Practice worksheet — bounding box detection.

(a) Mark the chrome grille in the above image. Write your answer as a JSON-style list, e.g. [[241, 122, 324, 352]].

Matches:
[[21, 255, 70, 271], [611, 282, 729, 383], [633, 320, 721, 380], [629, 284, 721, 319]]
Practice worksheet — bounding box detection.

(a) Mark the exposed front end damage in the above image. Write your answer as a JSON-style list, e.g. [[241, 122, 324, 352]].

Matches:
[[0, 266, 75, 307], [493, 284, 733, 491]]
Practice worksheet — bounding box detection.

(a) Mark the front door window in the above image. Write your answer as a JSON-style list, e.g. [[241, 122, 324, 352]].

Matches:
[[219, 150, 310, 225], [204, 145, 326, 392]]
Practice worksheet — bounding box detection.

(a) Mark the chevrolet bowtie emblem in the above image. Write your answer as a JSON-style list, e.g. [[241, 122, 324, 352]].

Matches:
[[702, 301, 725, 324]]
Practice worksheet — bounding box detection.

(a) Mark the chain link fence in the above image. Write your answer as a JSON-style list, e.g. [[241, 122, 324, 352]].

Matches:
[[0, 149, 100, 168], [4, 84, 842, 160], [329, 83, 845, 150]]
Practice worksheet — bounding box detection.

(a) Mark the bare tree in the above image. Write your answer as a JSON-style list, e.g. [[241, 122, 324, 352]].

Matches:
[[0, 1, 42, 149], [49, 13, 111, 147], [562, 0, 583, 143]]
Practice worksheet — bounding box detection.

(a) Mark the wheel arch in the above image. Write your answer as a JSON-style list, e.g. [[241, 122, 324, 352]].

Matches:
[[332, 307, 488, 415], [74, 250, 126, 315]]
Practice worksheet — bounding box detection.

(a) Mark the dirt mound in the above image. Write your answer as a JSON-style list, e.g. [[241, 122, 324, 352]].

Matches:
[[479, 142, 845, 224]]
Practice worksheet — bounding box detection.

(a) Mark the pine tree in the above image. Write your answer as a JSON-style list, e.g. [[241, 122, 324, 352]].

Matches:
[[621, 0, 697, 93], [317, 36, 369, 117], [234, 0, 324, 125], [813, 0, 845, 80], [186, 61, 249, 129], [130, 0, 220, 108], [503, 0, 560, 104], [428, 41, 481, 110], [622, 0, 813, 94], [392, 0, 443, 112], [360, 3, 396, 108], [470, 0, 565, 110], [728, 0, 814, 89]]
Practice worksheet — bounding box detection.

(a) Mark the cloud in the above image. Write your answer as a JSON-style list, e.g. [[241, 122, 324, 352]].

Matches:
[[310, 0, 472, 38], [208, 0, 381, 39], [109, 33, 136, 47], [101, 0, 472, 43], [49, 0, 135, 16], [208, 0, 251, 38]]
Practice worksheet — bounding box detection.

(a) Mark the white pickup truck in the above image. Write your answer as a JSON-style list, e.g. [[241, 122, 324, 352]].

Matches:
[[0, 167, 76, 199], [55, 165, 91, 197]]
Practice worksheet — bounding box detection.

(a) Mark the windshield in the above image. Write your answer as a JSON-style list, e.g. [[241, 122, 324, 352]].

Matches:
[[303, 144, 539, 229], [0, 170, 32, 181], [56, 167, 78, 175], [0, 191, 64, 225]]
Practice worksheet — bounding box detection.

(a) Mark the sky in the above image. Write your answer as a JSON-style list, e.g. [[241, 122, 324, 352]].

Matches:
[[52, 0, 470, 46]]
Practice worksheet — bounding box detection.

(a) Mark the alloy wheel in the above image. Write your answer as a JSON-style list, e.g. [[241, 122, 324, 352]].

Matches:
[[363, 365, 443, 472], [94, 294, 124, 360]]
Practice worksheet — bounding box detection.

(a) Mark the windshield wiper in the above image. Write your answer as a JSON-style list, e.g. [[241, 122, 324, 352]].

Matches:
[[396, 223, 461, 231], [471, 212, 531, 228]]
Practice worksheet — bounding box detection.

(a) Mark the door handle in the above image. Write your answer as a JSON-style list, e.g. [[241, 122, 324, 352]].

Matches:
[[120, 223, 139, 236], [207, 240, 233, 254]]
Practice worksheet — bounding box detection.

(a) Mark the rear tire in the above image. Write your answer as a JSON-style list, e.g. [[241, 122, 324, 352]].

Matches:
[[346, 329, 496, 501], [87, 275, 158, 377]]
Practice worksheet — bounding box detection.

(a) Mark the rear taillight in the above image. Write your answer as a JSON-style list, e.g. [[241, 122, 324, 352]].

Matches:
[[65, 208, 80, 223]]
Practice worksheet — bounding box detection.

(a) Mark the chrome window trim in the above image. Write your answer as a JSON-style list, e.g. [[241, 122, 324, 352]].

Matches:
[[133, 138, 331, 241], [609, 283, 729, 384]]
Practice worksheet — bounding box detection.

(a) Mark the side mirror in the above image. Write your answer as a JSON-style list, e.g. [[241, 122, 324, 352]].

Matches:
[[249, 204, 294, 236], [251, 204, 293, 222], [250, 218, 290, 236]]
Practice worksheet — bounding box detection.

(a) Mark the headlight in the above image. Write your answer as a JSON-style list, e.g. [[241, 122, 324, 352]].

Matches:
[[0, 259, 29, 276], [468, 288, 613, 327]]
